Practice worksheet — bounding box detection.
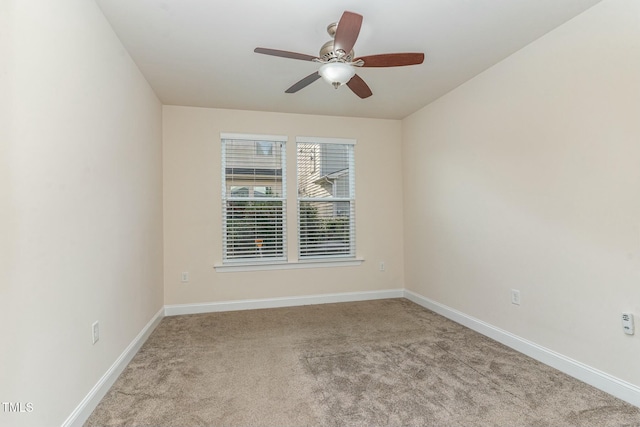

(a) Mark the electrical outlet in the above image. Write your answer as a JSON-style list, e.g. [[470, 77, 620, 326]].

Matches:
[[181, 271, 189, 283], [92, 321, 100, 344], [622, 313, 634, 335], [511, 289, 521, 305]]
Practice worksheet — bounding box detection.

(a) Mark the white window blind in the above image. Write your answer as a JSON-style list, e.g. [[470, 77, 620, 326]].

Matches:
[[297, 137, 355, 259], [221, 134, 286, 262]]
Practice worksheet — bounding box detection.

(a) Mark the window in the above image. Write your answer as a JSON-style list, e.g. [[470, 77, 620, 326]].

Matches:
[[297, 137, 356, 259], [221, 133, 286, 262]]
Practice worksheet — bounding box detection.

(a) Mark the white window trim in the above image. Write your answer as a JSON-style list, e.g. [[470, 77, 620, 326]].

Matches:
[[221, 133, 287, 263], [296, 136, 356, 145], [221, 132, 288, 142], [214, 258, 364, 272], [296, 136, 356, 260], [217, 133, 363, 272]]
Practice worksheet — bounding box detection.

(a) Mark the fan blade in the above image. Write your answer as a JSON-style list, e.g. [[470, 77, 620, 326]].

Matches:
[[333, 11, 363, 56], [254, 48, 317, 62], [285, 72, 321, 93], [357, 53, 425, 67], [346, 74, 372, 99]]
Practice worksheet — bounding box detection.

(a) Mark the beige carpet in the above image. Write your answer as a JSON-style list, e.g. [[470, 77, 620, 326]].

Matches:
[[85, 299, 640, 426]]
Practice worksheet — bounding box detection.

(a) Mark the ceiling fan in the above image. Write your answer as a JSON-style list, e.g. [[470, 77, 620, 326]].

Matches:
[[254, 11, 425, 99]]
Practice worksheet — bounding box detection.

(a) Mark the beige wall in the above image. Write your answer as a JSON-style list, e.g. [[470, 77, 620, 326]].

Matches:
[[0, 1, 164, 426], [163, 106, 404, 304], [402, 0, 640, 387]]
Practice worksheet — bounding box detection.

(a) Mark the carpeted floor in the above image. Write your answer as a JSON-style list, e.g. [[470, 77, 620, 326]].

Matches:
[[85, 298, 640, 426]]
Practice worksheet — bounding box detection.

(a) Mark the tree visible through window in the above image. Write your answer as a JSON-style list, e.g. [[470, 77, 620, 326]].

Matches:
[[297, 137, 355, 259], [221, 134, 286, 262]]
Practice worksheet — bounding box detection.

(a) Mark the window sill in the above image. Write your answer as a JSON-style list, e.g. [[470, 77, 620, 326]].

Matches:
[[214, 258, 364, 273]]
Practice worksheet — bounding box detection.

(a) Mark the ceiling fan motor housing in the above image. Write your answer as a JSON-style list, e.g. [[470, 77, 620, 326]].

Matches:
[[319, 40, 354, 62]]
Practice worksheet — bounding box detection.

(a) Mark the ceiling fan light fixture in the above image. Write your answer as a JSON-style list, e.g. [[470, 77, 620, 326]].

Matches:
[[318, 62, 355, 88]]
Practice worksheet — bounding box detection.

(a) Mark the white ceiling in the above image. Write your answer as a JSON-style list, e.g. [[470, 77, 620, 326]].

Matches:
[[95, 0, 601, 120]]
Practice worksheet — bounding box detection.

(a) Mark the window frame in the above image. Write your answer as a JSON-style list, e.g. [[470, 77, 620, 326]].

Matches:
[[221, 133, 287, 264], [296, 136, 356, 260]]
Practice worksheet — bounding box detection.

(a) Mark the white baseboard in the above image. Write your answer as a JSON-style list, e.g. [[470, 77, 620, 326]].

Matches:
[[404, 289, 640, 408], [61, 307, 165, 427], [164, 288, 405, 316]]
